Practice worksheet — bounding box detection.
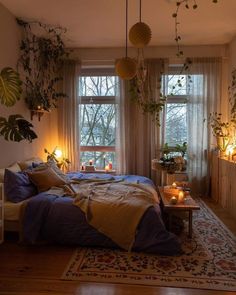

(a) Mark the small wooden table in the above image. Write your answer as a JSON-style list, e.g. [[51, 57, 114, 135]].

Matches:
[[158, 186, 200, 238]]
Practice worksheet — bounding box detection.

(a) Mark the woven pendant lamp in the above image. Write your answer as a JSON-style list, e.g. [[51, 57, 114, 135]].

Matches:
[[129, 0, 152, 48], [115, 0, 137, 80], [115, 57, 137, 80]]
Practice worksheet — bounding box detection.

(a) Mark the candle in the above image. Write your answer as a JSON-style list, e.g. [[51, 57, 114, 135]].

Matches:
[[89, 159, 93, 166], [108, 162, 112, 170], [81, 163, 85, 171], [105, 165, 109, 172], [178, 190, 185, 202], [172, 182, 177, 188], [170, 196, 177, 205], [103, 155, 106, 168]]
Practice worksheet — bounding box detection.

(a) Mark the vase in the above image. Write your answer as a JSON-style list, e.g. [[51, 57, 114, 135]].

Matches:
[[216, 136, 230, 153]]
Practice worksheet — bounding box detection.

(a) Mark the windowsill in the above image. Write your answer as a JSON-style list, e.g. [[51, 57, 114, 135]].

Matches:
[[80, 169, 116, 174]]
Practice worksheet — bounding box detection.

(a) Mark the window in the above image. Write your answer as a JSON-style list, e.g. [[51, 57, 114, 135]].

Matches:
[[79, 69, 118, 169], [164, 68, 188, 147]]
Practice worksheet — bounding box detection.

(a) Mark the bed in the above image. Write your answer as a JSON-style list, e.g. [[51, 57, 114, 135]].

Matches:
[[1, 161, 181, 256]]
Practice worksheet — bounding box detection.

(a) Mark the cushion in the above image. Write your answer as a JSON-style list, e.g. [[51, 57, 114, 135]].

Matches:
[[33, 160, 69, 182], [18, 157, 43, 171], [27, 166, 67, 192], [4, 169, 37, 203], [0, 162, 21, 183]]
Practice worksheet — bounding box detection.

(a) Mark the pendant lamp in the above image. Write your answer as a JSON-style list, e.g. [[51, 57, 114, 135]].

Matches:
[[129, 0, 152, 48], [115, 0, 137, 80]]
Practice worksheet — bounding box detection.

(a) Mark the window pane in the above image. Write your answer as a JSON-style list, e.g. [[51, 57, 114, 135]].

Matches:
[[80, 104, 116, 146], [167, 75, 187, 95], [80, 151, 116, 169], [79, 76, 117, 96], [165, 103, 187, 146]]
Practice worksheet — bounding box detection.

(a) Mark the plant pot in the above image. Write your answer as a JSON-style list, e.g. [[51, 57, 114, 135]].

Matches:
[[216, 136, 230, 152]]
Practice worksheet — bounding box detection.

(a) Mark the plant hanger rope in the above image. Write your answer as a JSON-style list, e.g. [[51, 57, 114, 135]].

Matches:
[[139, 0, 142, 22], [125, 0, 128, 57]]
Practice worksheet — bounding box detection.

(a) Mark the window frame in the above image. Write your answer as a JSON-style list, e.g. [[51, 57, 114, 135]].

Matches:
[[78, 67, 117, 166], [163, 66, 189, 147]]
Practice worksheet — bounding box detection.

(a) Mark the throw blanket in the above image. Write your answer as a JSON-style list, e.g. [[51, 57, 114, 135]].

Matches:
[[73, 179, 157, 251]]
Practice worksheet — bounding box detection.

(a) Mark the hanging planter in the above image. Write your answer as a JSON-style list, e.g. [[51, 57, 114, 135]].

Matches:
[[129, 22, 152, 48]]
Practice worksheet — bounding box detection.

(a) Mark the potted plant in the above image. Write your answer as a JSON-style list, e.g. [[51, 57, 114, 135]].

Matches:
[[208, 70, 236, 155], [0, 67, 37, 142]]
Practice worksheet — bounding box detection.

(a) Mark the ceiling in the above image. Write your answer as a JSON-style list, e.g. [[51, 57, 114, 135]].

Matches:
[[1, 0, 236, 48]]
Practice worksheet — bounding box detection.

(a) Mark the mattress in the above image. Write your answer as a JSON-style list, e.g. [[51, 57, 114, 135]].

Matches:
[[4, 200, 27, 221]]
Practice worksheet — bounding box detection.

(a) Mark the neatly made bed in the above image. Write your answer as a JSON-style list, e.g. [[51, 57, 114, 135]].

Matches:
[[1, 162, 181, 255]]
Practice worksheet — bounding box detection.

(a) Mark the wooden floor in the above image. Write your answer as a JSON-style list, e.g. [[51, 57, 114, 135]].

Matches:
[[0, 198, 235, 295]]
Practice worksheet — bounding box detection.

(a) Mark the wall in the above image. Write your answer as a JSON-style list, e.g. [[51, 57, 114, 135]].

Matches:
[[229, 36, 236, 70], [0, 3, 58, 168], [70, 45, 228, 63]]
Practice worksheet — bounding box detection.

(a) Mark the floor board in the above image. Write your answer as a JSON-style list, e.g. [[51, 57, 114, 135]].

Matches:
[[0, 198, 235, 295]]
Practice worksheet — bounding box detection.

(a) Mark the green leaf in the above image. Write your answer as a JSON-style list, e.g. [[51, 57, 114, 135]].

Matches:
[[0, 67, 22, 107], [0, 114, 37, 142]]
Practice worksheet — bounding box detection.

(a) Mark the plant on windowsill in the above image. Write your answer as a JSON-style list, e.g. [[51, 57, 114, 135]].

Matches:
[[16, 18, 70, 118]]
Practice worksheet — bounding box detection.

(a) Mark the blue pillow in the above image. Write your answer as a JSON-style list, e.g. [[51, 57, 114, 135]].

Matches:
[[4, 169, 37, 203]]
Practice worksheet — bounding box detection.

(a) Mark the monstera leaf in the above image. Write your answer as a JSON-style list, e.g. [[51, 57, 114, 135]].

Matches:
[[0, 115, 37, 142], [0, 67, 22, 107]]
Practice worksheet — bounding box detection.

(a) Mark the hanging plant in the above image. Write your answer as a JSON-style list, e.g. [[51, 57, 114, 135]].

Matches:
[[16, 18, 70, 111], [0, 67, 22, 107], [172, 0, 219, 57], [130, 58, 192, 125]]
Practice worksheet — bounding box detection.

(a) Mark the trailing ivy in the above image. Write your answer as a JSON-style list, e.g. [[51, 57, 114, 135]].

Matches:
[[172, 0, 219, 57], [17, 18, 70, 111], [130, 58, 192, 125]]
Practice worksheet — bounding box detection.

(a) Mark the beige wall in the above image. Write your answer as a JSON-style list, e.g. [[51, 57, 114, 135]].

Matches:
[[70, 44, 228, 63], [0, 3, 58, 168], [229, 36, 236, 70]]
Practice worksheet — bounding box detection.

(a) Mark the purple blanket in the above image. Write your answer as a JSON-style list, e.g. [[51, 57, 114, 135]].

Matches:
[[22, 173, 181, 255]]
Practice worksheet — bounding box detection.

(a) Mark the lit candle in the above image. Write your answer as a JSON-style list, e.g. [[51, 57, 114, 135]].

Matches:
[[170, 196, 177, 205], [103, 155, 106, 168], [178, 190, 185, 202], [172, 182, 177, 188], [108, 162, 112, 170], [89, 159, 93, 166], [105, 165, 109, 172]]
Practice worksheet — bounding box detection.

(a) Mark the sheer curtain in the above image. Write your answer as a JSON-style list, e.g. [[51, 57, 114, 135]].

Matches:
[[58, 60, 81, 171], [116, 59, 167, 181], [187, 57, 222, 195]]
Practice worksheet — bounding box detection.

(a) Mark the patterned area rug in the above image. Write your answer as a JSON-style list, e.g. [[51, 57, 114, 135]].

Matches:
[[62, 198, 236, 291]]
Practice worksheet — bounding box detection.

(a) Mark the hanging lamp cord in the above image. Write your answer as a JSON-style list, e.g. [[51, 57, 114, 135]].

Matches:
[[139, 0, 142, 22], [125, 0, 128, 58]]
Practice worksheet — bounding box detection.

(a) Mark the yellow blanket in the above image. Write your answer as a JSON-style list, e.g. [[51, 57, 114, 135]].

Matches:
[[73, 180, 157, 251]]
